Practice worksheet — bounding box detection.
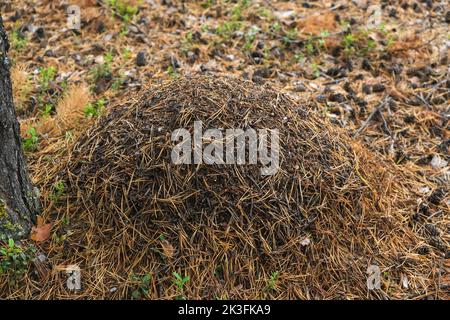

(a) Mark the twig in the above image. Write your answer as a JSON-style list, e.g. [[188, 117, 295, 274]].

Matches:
[[354, 96, 390, 137], [412, 92, 432, 110]]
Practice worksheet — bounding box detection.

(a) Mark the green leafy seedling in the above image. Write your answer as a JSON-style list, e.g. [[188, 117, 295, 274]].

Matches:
[[50, 181, 66, 203], [22, 127, 39, 152], [172, 272, 190, 300], [0, 239, 36, 285], [266, 271, 280, 291], [131, 273, 152, 299]]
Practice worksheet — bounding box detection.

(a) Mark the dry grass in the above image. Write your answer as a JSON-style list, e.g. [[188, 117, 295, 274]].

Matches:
[[2, 75, 446, 300], [298, 11, 338, 35], [11, 63, 32, 113], [54, 84, 91, 133], [71, 0, 97, 8], [19, 84, 91, 138]]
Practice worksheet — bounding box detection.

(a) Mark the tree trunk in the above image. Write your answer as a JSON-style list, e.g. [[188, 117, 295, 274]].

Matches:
[[0, 15, 39, 240]]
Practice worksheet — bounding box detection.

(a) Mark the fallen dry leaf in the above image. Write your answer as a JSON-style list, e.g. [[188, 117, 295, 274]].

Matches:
[[161, 240, 175, 258], [30, 215, 52, 242]]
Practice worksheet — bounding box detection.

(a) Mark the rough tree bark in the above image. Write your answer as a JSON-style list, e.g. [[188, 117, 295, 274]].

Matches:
[[0, 15, 40, 240]]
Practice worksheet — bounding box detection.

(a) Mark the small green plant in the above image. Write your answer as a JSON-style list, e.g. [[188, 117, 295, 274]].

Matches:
[[367, 38, 377, 50], [271, 22, 281, 33], [200, 0, 215, 8], [215, 21, 242, 39], [50, 181, 66, 202], [111, 74, 125, 90], [84, 99, 106, 118], [266, 271, 280, 291], [385, 35, 396, 47], [36, 66, 58, 108], [119, 25, 129, 37], [22, 127, 39, 152], [339, 19, 351, 30], [318, 30, 330, 41], [230, 0, 251, 21], [241, 0, 251, 7], [104, 52, 114, 64], [339, 29, 382, 57], [166, 65, 179, 78], [294, 53, 305, 64], [181, 31, 194, 54], [172, 272, 189, 300], [310, 63, 320, 78], [122, 47, 132, 60], [130, 273, 152, 299], [41, 103, 54, 117], [243, 26, 259, 51], [257, 6, 272, 19], [305, 41, 315, 55], [343, 33, 356, 53], [107, 0, 139, 22], [201, 24, 209, 33], [0, 239, 36, 285], [38, 66, 57, 91], [90, 54, 113, 83], [378, 22, 387, 33], [10, 29, 27, 50], [302, 31, 331, 56], [282, 27, 298, 45], [91, 64, 110, 83], [60, 80, 68, 90]]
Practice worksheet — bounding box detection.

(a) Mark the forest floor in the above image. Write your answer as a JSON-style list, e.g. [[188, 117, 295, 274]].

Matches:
[[0, 0, 448, 299]]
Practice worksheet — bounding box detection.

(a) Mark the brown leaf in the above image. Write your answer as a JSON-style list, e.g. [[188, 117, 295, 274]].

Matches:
[[161, 240, 175, 258], [30, 215, 52, 242]]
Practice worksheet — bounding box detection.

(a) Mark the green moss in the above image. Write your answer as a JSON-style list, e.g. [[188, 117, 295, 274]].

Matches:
[[0, 200, 26, 240], [0, 202, 6, 219], [4, 221, 13, 231], [4, 221, 23, 233]]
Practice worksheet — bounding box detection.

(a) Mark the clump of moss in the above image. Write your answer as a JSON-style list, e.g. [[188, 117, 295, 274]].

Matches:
[[0, 201, 26, 241], [0, 201, 6, 218]]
